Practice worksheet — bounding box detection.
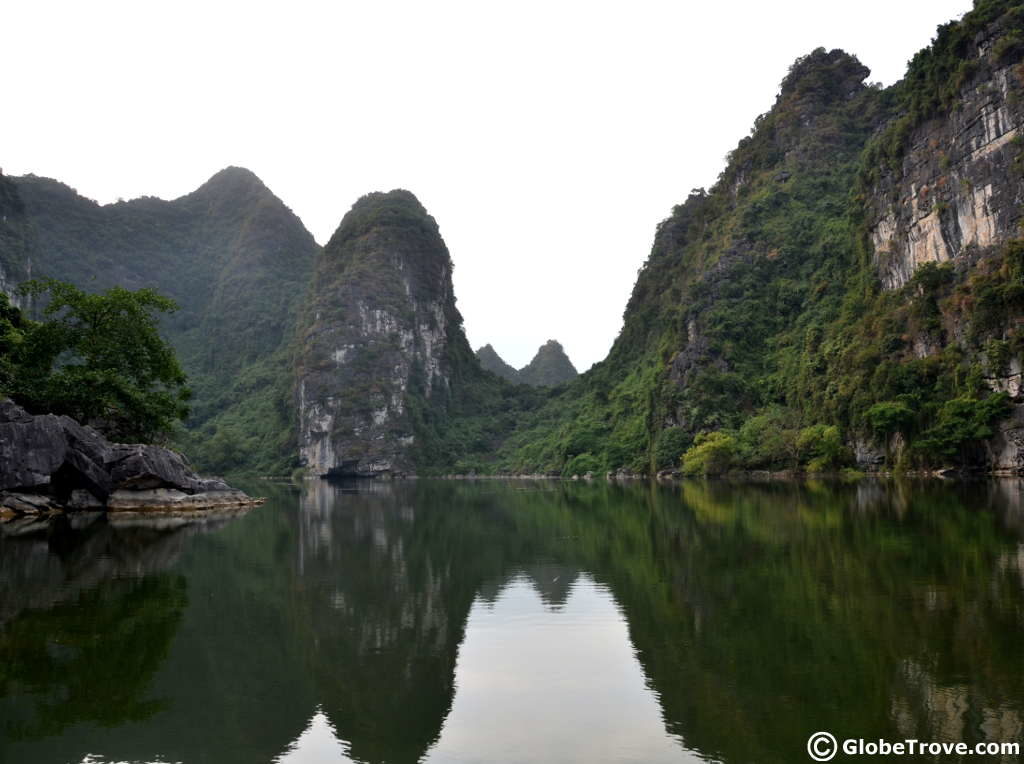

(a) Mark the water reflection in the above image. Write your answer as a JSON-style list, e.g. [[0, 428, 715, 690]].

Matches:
[[1, 478, 1023, 763], [0, 507, 253, 759], [422, 572, 695, 763], [275, 710, 357, 764]]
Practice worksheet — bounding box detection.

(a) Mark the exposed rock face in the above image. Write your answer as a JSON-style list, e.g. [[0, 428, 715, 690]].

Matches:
[[475, 340, 578, 386], [868, 20, 1024, 289], [295, 191, 468, 477], [0, 400, 257, 513], [988, 402, 1024, 473]]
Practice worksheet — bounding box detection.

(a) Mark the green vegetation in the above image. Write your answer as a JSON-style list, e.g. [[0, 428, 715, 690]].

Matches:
[[681, 432, 736, 476], [5, 3, 1022, 476], [480, 1, 1024, 476], [10, 168, 317, 472], [860, 0, 1024, 183], [1, 280, 189, 442]]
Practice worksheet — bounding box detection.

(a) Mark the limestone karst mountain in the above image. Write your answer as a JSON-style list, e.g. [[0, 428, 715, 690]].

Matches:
[[475, 340, 578, 387], [294, 190, 540, 477], [491, 1, 1024, 476], [518, 340, 578, 386], [475, 343, 520, 383]]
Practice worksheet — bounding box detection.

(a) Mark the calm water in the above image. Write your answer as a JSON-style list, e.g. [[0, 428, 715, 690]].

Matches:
[[1, 479, 1023, 763]]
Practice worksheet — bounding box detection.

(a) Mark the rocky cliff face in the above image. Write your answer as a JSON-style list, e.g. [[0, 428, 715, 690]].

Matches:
[[296, 191, 471, 477], [868, 14, 1024, 289], [856, 5, 1024, 472]]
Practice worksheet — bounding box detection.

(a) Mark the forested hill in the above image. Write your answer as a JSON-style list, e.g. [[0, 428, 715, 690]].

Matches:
[[494, 0, 1024, 476], [9, 167, 320, 473]]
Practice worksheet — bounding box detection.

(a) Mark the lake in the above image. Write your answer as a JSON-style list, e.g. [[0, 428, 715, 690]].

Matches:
[[1, 478, 1023, 763]]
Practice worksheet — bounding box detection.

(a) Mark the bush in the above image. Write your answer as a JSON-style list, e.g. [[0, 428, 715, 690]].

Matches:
[[564, 452, 604, 477], [682, 432, 736, 476]]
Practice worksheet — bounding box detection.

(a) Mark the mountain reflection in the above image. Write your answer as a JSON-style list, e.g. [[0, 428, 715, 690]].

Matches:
[[2, 479, 1024, 763], [422, 573, 695, 764]]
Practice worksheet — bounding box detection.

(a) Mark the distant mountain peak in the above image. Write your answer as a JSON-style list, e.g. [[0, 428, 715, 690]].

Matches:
[[475, 340, 578, 387], [476, 344, 519, 383], [195, 166, 270, 198], [519, 340, 577, 387]]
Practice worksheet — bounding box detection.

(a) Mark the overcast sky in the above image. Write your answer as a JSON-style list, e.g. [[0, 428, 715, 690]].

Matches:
[[3, 0, 970, 370]]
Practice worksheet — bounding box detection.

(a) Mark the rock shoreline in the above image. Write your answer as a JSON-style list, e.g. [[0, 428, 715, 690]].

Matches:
[[0, 400, 262, 516]]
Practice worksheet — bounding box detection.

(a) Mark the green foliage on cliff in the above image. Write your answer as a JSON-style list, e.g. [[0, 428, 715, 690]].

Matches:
[[1, 280, 189, 441], [405, 340, 547, 475], [488, 46, 881, 476], [860, 0, 1024, 183], [481, 0, 1024, 476]]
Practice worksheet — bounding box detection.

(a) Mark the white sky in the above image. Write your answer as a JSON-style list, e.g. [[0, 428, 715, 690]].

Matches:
[[2, 0, 970, 371]]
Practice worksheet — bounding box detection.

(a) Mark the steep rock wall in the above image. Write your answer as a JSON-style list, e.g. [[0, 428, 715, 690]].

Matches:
[[296, 191, 467, 477], [868, 20, 1024, 288]]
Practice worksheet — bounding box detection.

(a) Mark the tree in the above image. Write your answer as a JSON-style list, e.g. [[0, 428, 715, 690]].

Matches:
[[914, 394, 1011, 464], [865, 401, 915, 436], [6, 280, 190, 442]]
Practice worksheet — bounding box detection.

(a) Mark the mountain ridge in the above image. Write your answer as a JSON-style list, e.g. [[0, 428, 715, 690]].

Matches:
[[475, 340, 578, 386], [7, 168, 320, 473], [5, 0, 1024, 477]]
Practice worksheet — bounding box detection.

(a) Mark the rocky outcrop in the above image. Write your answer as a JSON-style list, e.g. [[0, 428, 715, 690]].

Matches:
[[868, 16, 1024, 289], [0, 400, 258, 513], [295, 191, 470, 477]]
